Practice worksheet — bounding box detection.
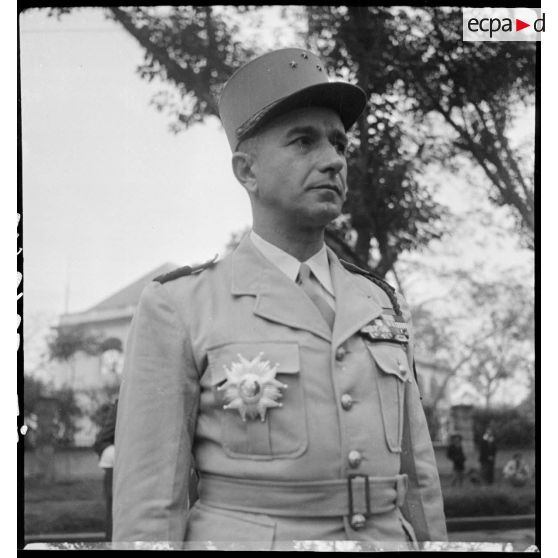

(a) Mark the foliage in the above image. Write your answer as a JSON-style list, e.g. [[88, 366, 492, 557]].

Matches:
[[442, 484, 535, 517], [49, 6, 446, 276], [517, 378, 535, 424], [463, 274, 534, 409], [23, 374, 45, 418], [106, 6, 257, 132], [410, 265, 534, 410], [48, 6, 535, 267], [23, 374, 84, 448], [391, 7, 535, 247], [87, 384, 120, 429], [47, 326, 102, 362], [27, 320, 120, 447], [53, 387, 84, 447], [305, 6, 449, 274], [306, 6, 534, 256], [472, 407, 535, 449]]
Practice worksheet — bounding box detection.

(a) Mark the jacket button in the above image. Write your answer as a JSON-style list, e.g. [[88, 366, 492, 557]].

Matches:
[[341, 394, 353, 410], [335, 346, 347, 361], [350, 513, 367, 530], [348, 450, 362, 468]]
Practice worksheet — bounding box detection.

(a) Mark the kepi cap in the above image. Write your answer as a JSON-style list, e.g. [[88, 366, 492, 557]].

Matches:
[[218, 48, 367, 151]]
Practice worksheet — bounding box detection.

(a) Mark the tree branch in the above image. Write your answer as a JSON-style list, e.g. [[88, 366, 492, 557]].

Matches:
[[108, 7, 219, 116]]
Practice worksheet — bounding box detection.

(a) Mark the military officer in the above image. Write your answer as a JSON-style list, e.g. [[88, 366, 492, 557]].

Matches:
[[113, 47, 447, 548]]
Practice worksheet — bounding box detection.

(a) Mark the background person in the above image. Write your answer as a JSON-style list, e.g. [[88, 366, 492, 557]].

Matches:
[[446, 433, 466, 487], [503, 452, 530, 487], [479, 426, 497, 485], [94, 400, 118, 541]]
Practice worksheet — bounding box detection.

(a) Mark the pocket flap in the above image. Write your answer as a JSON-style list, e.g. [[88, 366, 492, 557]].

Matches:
[[366, 343, 411, 383], [207, 342, 300, 386]]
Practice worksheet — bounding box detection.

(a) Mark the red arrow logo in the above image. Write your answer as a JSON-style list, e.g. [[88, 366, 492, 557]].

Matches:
[[516, 19, 530, 31]]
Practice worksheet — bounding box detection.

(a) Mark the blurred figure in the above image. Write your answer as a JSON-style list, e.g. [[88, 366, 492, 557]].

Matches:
[[94, 400, 118, 541], [479, 426, 497, 485], [503, 452, 530, 487], [446, 434, 466, 487]]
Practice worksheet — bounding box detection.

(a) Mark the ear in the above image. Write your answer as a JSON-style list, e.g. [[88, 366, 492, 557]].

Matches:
[[231, 151, 257, 194]]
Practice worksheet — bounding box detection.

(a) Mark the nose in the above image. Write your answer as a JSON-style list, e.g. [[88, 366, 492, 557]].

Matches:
[[318, 142, 346, 176]]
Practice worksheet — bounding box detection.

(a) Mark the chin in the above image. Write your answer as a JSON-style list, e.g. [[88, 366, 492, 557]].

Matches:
[[305, 205, 342, 227]]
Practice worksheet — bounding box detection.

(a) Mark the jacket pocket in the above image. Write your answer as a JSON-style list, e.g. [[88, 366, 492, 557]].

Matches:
[[207, 342, 307, 460], [365, 342, 411, 453]]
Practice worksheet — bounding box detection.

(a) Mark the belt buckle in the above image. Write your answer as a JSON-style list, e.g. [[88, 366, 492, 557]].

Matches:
[[347, 474, 371, 530]]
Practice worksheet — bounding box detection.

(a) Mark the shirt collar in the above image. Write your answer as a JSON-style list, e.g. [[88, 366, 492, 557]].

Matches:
[[249, 230, 334, 297]]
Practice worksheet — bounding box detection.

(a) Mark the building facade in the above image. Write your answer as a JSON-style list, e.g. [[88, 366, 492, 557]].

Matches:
[[51, 263, 176, 446]]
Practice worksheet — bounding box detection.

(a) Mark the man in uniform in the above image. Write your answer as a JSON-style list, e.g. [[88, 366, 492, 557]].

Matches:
[[113, 48, 447, 548]]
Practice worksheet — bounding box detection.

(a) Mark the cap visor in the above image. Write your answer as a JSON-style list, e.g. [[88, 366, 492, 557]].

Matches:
[[237, 81, 367, 145]]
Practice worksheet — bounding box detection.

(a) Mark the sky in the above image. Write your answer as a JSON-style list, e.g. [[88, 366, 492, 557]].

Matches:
[[20, 7, 534, 322], [20, 8, 252, 318]]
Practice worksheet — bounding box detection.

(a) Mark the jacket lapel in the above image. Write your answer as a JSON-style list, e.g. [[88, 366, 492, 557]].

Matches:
[[231, 236, 332, 341], [328, 249, 383, 348]]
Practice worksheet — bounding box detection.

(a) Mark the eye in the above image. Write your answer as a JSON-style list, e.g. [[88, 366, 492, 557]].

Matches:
[[335, 141, 348, 155], [292, 136, 312, 151]]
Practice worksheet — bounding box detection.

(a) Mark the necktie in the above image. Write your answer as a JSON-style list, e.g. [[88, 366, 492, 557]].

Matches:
[[296, 263, 335, 330]]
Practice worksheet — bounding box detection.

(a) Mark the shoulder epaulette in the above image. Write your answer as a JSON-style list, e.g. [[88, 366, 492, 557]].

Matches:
[[153, 255, 218, 284], [340, 260, 395, 293], [340, 259, 402, 318]]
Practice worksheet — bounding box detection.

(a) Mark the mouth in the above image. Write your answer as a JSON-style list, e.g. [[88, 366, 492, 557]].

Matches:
[[308, 184, 343, 196]]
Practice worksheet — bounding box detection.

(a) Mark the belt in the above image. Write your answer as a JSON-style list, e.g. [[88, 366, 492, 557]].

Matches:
[[198, 473, 408, 520]]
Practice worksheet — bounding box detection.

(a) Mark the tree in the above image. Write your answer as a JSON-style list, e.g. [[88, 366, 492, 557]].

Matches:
[[47, 327, 100, 361], [305, 6, 449, 274], [411, 303, 482, 410], [472, 407, 535, 449], [48, 6, 446, 276], [48, 6, 535, 266], [23, 374, 84, 449], [463, 274, 534, 409], [47, 326, 102, 387], [392, 7, 535, 247], [410, 267, 534, 411], [305, 6, 535, 259], [108, 6, 257, 131]]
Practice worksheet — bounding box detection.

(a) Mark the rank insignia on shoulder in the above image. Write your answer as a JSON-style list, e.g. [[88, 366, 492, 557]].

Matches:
[[339, 260, 407, 320], [360, 316, 409, 345], [153, 255, 218, 284], [218, 353, 288, 422]]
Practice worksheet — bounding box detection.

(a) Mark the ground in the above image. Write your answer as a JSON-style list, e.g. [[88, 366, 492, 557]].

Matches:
[[24, 477, 105, 535], [449, 528, 536, 546]]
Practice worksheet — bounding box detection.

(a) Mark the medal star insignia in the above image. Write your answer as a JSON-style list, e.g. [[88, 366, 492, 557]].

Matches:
[[218, 353, 288, 422]]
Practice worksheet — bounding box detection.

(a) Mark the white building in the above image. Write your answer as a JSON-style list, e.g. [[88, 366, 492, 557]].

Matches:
[[51, 263, 176, 445]]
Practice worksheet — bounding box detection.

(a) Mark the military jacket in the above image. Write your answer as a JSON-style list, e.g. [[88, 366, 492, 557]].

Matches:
[[113, 236, 447, 546]]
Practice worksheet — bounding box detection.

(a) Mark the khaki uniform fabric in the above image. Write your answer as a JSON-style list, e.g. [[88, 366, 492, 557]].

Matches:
[[113, 235, 447, 545]]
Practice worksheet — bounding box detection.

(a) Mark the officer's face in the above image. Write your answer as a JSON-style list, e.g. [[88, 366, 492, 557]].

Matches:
[[248, 107, 348, 228]]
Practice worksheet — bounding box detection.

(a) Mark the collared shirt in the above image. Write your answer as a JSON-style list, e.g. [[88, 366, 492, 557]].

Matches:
[[249, 230, 335, 309]]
